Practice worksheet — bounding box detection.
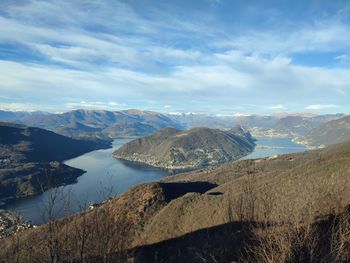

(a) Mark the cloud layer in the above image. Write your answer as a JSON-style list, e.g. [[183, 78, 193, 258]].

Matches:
[[0, 0, 349, 114]]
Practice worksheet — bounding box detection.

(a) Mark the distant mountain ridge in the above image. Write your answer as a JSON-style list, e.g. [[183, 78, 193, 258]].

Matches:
[[0, 109, 183, 140], [297, 115, 350, 148], [0, 110, 347, 146], [270, 114, 345, 136], [113, 126, 256, 172], [243, 114, 345, 141], [167, 113, 236, 129], [0, 110, 49, 123]]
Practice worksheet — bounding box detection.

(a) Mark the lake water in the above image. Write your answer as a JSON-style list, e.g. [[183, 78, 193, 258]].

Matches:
[[3, 139, 168, 225], [241, 137, 307, 160], [3, 137, 307, 225]]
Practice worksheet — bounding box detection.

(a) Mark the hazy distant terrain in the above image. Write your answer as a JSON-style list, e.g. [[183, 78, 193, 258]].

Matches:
[[299, 115, 350, 147], [249, 114, 345, 139], [0, 110, 183, 140], [0, 110, 346, 145]]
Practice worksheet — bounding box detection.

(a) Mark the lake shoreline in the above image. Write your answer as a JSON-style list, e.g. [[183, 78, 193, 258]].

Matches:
[[3, 138, 168, 225], [3, 137, 307, 225]]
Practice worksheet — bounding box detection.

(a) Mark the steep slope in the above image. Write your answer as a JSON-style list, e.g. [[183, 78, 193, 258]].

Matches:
[[113, 127, 255, 171], [300, 115, 350, 148], [121, 139, 350, 251], [0, 122, 110, 205]]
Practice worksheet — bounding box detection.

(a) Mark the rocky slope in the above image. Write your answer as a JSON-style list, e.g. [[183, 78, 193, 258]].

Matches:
[[113, 127, 255, 171], [0, 122, 110, 205]]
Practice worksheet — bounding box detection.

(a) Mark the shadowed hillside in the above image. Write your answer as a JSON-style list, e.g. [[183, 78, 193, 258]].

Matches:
[[0, 122, 110, 205]]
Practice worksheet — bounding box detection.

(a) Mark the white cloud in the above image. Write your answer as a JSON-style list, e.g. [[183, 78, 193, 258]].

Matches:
[[233, 113, 252, 117], [0, 2, 212, 71], [268, 104, 286, 110], [0, 1, 350, 113], [1, 53, 350, 112], [0, 102, 56, 112], [218, 22, 350, 55], [304, 104, 339, 110], [109, 102, 125, 107], [335, 54, 350, 63], [65, 101, 126, 110]]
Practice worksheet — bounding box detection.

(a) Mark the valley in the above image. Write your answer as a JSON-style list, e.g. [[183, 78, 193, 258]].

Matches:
[[0, 109, 349, 263], [2, 139, 167, 225], [2, 136, 305, 225], [2, 2, 350, 262]]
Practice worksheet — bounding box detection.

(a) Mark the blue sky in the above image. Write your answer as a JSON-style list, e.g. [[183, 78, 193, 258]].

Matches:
[[0, 0, 350, 115]]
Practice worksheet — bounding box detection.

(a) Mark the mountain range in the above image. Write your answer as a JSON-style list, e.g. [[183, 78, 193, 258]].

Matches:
[[0, 110, 347, 147], [0, 109, 183, 140]]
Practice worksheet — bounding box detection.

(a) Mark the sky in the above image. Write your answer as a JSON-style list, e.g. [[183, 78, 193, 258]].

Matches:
[[0, 0, 350, 115]]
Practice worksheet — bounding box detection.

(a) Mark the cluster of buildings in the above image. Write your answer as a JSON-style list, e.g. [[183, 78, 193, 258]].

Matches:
[[0, 210, 35, 239]]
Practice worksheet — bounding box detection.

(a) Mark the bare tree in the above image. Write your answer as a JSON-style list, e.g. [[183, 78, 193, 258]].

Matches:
[[330, 211, 350, 262]]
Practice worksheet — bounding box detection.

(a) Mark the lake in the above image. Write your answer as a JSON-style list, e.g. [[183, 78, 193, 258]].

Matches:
[[241, 137, 307, 160], [3, 137, 307, 225], [3, 138, 168, 225]]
